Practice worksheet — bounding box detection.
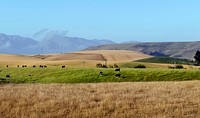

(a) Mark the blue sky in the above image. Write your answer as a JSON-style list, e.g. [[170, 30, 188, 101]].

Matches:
[[0, 0, 200, 42]]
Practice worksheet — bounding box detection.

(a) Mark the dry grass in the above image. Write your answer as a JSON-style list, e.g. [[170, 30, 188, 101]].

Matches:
[[75, 50, 152, 61], [1, 81, 200, 118], [0, 50, 152, 68]]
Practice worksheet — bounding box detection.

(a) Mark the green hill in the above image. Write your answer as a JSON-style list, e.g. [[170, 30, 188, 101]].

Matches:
[[134, 56, 194, 64]]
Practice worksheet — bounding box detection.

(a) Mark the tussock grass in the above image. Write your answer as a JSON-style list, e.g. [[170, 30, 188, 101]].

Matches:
[[1, 81, 200, 117]]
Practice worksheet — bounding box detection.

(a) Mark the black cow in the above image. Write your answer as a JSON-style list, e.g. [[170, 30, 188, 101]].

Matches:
[[115, 74, 121, 78], [28, 74, 33, 77], [62, 65, 65, 68], [39, 65, 43, 68], [44, 65, 47, 68], [115, 68, 120, 72], [22, 65, 27, 68], [6, 75, 10, 78], [99, 71, 103, 76], [33, 65, 36, 68]]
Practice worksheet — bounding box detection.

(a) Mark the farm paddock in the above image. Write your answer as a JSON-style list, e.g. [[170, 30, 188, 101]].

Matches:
[[1, 81, 200, 117]]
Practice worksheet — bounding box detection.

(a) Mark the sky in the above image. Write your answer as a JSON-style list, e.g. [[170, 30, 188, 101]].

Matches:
[[0, 0, 200, 43]]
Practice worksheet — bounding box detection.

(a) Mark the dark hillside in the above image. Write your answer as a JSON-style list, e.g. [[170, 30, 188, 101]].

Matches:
[[86, 41, 200, 59]]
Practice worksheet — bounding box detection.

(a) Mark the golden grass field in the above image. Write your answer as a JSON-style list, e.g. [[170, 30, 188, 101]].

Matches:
[[1, 81, 200, 118], [0, 50, 152, 68]]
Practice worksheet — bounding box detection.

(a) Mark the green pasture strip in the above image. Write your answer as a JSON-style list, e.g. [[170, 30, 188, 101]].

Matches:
[[119, 62, 168, 68], [0, 67, 200, 83], [134, 56, 194, 64]]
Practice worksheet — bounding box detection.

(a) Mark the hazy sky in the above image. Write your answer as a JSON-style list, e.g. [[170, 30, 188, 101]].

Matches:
[[1, 0, 200, 42]]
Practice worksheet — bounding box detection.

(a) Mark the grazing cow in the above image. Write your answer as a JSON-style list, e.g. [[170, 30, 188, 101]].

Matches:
[[39, 65, 43, 68], [62, 65, 65, 68], [28, 74, 33, 77], [115, 68, 120, 72], [99, 71, 103, 76], [115, 74, 121, 78], [6, 65, 9, 68], [22, 65, 27, 68], [33, 65, 36, 67], [17, 65, 19, 68], [44, 65, 47, 68], [6, 75, 10, 78]]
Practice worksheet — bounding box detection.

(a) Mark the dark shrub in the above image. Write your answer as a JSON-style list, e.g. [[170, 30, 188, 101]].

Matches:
[[168, 64, 184, 69], [108, 65, 113, 68], [175, 64, 184, 69], [102, 64, 108, 68], [96, 63, 103, 68], [194, 50, 200, 65], [168, 66, 175, 69], [114, 63, 119, 68], [134, 64, 146, 68]]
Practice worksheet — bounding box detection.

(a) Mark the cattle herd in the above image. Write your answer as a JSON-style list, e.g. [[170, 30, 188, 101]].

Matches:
[[6, 65, 67, 68], [4, 65, 66, 79], [114, 68, 121, 78], [99, 68, 121, 78], [4, 65, 121, 79]]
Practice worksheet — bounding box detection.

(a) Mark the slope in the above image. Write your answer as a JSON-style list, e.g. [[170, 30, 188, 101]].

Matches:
[[86, 42, 200, 59], [0, 50, 152, 67]]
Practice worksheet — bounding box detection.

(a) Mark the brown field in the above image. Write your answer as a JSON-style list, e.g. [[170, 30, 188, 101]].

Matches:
[[74, 50, 152, 61], [1, 81, 200, 118], [0, 50, 152, 68]]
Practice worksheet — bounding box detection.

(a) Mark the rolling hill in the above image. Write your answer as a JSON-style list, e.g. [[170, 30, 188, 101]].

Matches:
[[74, 50, 152, 61], [31, 50, 152, 62], [0, 50, 152, 67], [86, 41, 200, 60]]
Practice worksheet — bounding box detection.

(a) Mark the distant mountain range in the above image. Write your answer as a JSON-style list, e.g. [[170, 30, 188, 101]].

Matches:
[[0, 33, 114, 54], [86, 42, 200, 60], [2, 32, 199, 60]]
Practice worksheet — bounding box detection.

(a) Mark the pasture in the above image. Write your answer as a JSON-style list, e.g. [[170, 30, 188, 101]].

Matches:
[[135, 56, 194, 64], [1, 67, 200, 83]]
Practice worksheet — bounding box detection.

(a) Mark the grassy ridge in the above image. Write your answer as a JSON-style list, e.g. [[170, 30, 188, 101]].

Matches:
[[135, 56, 194, 64], [0, 67, 200, 83]]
